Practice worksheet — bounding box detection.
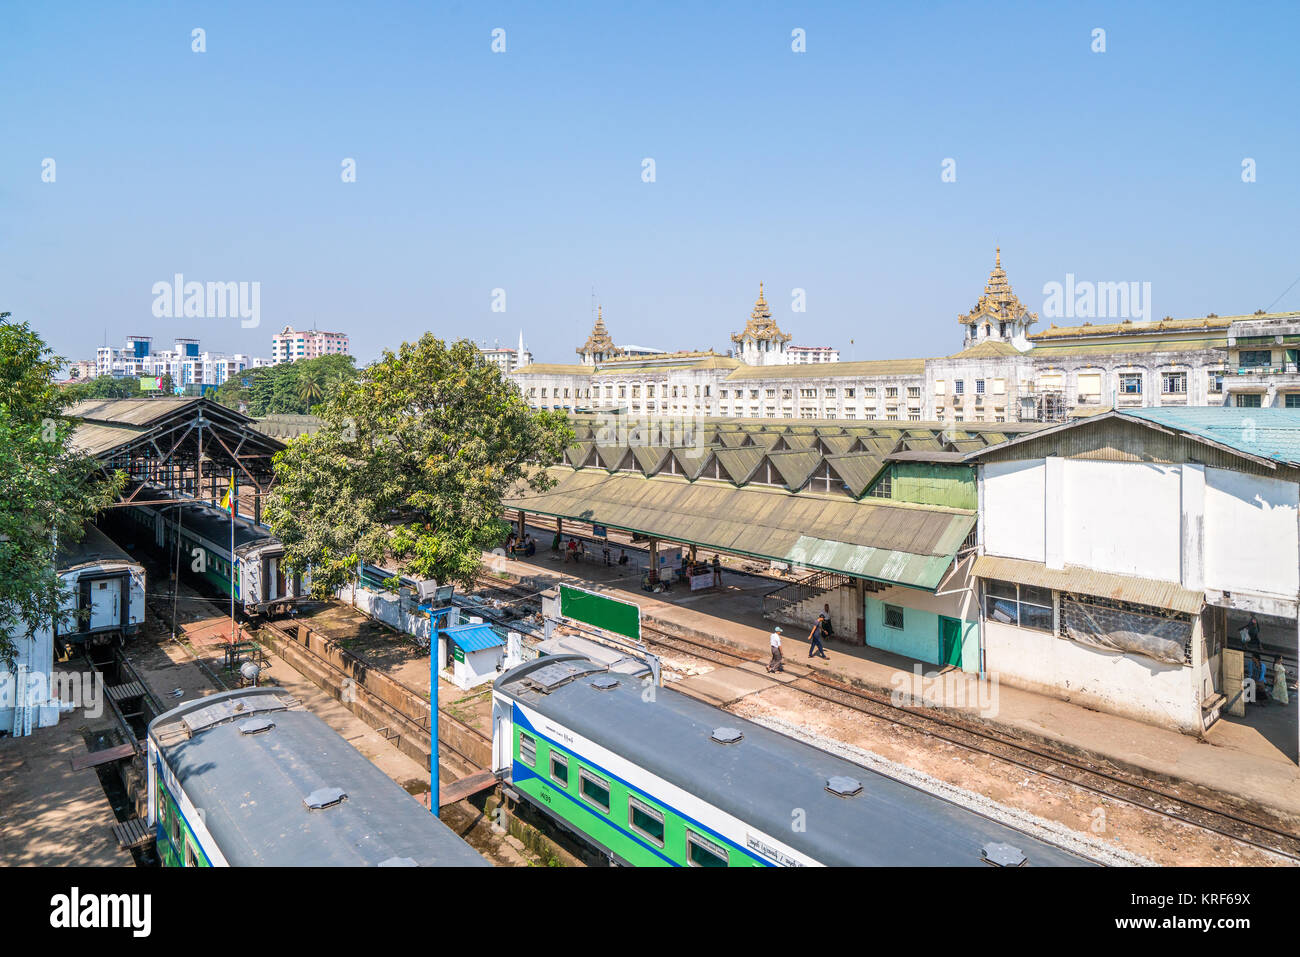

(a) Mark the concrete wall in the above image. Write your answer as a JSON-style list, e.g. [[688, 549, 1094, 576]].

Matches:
[[865, 581, 979, 672], [982, 619, 1200, 731], [983, 459, 1046, 562], [1062, 459, 1182, 580], [1203, 467, 1300, 602]]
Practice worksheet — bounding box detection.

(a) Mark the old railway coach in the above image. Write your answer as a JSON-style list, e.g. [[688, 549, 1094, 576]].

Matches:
[[147, 687, 489, 867], [492, 656, 1095, 867], [56, 523, 146, 648], [120, 482, 305, 616]]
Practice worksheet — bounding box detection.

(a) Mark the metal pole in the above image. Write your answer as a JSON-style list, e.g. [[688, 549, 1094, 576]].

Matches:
[[430, 639, 439, 818], [229, 475, 236, 645]]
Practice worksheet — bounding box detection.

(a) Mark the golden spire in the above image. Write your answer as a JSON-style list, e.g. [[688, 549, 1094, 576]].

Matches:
[[731, 282, 791, 344], [957, 247, 1037, 331]]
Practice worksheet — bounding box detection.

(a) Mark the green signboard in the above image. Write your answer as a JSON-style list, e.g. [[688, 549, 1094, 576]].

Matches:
[[452, 645, 465, 663], [559, 584, 641, 641]]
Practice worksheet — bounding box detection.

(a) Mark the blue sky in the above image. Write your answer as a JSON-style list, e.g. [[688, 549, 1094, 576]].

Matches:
[[3, 1, 1298, 367]]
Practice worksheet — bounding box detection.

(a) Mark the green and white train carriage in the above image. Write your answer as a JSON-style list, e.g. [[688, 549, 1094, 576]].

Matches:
[[148, 687, 488, 867], [121, 483, 305, 616], [491, 655, 1096, 867]]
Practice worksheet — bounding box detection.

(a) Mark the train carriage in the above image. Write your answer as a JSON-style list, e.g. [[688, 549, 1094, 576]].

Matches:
[[492, 655, 1097, 867], [119, 483, 306, 617], [147, 687, 489, 867], [55, 523, 146, 648]]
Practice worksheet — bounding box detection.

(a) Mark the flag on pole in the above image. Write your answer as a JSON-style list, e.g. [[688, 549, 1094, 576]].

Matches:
[[220, 476, 234, 512]]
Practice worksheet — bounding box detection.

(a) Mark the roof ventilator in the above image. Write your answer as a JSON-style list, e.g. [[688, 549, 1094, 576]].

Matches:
[[711, 727, 743, 745], [981, 842, 1027, 867], [238, 717, 275, 735], [591, 676, 620, 691], [825, 775, 863, 797], [303, 787, 348, 811]]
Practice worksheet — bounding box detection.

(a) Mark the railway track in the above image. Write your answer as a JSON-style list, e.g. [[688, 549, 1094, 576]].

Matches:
[[474, 569, 1300, 864]]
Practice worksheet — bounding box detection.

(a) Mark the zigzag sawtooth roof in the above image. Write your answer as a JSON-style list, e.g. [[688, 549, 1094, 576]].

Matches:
[[506, 467, 973, 590], [713, 446, 766, 483], [764, 449, 824, 488]]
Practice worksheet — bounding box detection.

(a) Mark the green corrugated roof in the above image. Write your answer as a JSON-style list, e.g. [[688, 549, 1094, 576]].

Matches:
[[714, 446, 766, 484], [823, 453, 887, 497], [765, 450, 824, 489], [818, 434, 859, 455], [631, 445, 672, 474], [506, 468, 973, 589]]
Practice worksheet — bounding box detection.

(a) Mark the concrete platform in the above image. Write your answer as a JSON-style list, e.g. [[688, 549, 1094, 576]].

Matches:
[[499, 547, 1300, 822], [0, 678, 133, 867]]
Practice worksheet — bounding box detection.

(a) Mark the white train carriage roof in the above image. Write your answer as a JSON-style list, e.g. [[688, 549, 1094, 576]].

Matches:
[[149, 687, 488, 867], [495, 656, 1096, 867], [57, 523, 141, 574], [126, 482, 278, 558]]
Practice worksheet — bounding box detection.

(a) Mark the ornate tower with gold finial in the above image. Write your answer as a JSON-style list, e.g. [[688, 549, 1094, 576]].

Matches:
[[958, 248, 1038, 346], [730, 283, 793, 366], [576, 305, 624, 365]]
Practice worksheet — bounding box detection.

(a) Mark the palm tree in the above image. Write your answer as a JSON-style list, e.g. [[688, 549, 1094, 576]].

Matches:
[[297, 368, 325, 410]]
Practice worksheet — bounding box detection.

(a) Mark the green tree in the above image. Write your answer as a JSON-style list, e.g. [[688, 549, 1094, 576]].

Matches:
[[61, 374, 140, 403], [215, 354, 357, 416], [0, 314, 124, 664], [264, 336, 571, 596]]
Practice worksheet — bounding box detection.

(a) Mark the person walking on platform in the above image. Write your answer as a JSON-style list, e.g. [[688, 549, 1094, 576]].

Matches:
[[820, 603, 834, 638], [808, 615, 829, 659], [768, 627, 784, 673], [712, 554, 723, 587]]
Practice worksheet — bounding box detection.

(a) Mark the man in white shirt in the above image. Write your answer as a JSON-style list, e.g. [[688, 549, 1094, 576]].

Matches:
[[768, 626, 784, 673]]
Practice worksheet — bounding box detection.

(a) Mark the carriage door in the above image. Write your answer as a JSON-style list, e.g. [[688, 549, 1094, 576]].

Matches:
[[267, 556, 281, 601], [89, 580, 117, 631]]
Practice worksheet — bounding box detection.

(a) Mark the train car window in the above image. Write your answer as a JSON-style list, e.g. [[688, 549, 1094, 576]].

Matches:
[[171, 814, 181, 849], [185, 843, 197, 867], [686, 829, 729, 867], [579, 769, 611, 813], [628, 796, 665, 847], [550, 751, 568, 786], [518, 732, 536, 766]]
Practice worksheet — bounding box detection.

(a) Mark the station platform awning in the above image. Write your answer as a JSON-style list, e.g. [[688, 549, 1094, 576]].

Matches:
[[505, 468, 975, 591]]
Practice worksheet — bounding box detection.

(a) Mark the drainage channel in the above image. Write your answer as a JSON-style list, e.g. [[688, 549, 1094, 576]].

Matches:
[[79, 643, 167, 865]]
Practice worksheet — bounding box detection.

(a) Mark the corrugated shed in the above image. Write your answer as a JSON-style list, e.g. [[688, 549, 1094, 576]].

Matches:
[[67, 397, 202, 426], [68, 422, 150, 456], [593, 445, 633, 470], [563, 441, 593, 467], [776, 433, 819, 451], [631, 445, 671, 474], [507, 468, 974, 589], [669, 446, 715, 479], [824, 453, 887, 497], [765, 450, 824, 489], [714, 446, 765, 484], [972, 555, 1203, 614], [717, 431, 752, 448], [818, 434, 859, 455]]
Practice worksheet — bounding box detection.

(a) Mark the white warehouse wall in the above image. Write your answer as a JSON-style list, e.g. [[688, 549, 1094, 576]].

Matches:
[[982, 620, 1200, 731], [983, 459, 1046, 562], [1203, 467, 1299, 601], [1062, 459, 1182, 581]]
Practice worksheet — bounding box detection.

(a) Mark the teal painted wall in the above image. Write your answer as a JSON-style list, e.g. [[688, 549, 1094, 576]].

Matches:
[[865, 595, 980, 670], [866, 596, 940, 664]]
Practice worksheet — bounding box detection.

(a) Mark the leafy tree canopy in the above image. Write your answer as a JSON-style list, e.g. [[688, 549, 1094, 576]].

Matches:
[[264, 335, 571, 595], [215, 353, 357, 416], [0, 314, 124, 664], [59, 374, 141, 403]]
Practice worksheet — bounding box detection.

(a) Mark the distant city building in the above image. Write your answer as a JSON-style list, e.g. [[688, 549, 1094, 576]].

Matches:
[[787, 345, 840, 364], [65, 359, 97, 381], [88, 335, 268, 391], [478, 331, 533, 375], [271, 326, 350, 365], [510, 251, 1300, 422]]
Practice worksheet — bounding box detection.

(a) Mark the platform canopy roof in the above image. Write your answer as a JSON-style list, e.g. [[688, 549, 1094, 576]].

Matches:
[[66, 397, 286, 493], [505, 467, 975, 590]]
